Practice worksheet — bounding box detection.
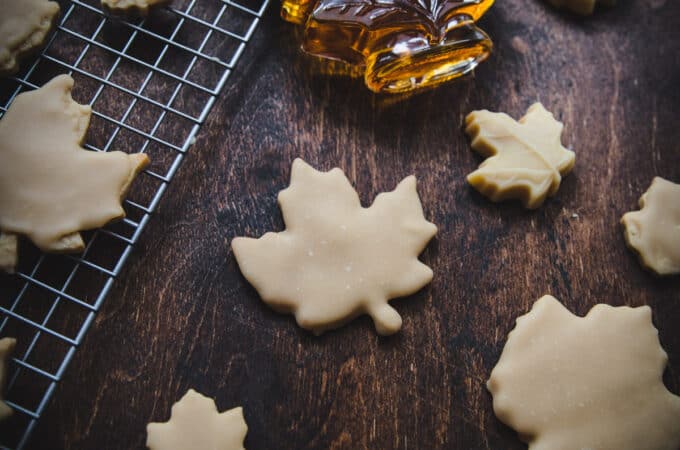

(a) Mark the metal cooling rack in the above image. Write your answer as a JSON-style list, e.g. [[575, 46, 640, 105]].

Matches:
[[0, 0, 269, 447]]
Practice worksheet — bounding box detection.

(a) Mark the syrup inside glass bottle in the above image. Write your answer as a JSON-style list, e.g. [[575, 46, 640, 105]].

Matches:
[[282, 0, 495, 93]]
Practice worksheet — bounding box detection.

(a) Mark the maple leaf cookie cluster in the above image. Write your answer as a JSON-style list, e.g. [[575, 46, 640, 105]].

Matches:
[[0, 0, 677, 448]]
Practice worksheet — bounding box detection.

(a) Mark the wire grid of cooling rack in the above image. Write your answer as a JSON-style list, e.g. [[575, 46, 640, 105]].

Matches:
[[0, 0, 269, 447]]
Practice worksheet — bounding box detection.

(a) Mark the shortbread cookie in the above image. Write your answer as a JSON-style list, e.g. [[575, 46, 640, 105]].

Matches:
[[232, 159, 437, 335], [102, 0, 171, 16], [0, 338, 17, 421], [465, 103, 575, 209], [0, 75, 149, 272], [0, 0, 60, 75], [488, 295, 680, 450], [146, 389, 248, 450], [621, 177, 680, 275], [545, 0, 615, 15]]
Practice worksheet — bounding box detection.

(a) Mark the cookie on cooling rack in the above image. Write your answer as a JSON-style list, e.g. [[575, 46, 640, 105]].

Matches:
[[101, 0, 172, 17], [0, 0, 60, 76], [0, 338, 17, 421], [0, 74, 150, 273]]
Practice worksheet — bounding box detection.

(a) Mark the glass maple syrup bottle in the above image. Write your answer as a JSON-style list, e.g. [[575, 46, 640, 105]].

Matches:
[[282, 0, 495, 93]]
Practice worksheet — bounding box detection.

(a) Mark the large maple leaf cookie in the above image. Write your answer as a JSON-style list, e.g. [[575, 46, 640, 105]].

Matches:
[[465, 103, 575, 209], [147, 389, 248, 450], [0, 337, 16, 421], [0, 0, 60, 75], [232, 159, 437, 335], [0, 75, 149, 272], [488, 295, 680, 450], [621, 177, 680, 276]]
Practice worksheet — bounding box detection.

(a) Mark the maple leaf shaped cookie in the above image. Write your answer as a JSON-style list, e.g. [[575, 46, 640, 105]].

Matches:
[[488, 295, 680, 450], [146, 389, 248, 450], [0, 0, 60, 75], [102, 0, 171, 16], [621, 177, 680, 276], [0, 337, 17, 421], [0, 75, 149, 272], [465, 103, 575, 209], [232, 159, 437, 335]]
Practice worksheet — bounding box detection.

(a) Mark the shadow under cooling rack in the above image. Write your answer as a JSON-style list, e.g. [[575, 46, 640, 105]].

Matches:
[[0, 0, 269, 448]]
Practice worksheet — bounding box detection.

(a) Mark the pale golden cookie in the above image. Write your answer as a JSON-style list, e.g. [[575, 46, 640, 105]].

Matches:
[[146, 389, 248, 450], [621, 177, 680, 276], [102, 0, 171, 16], [545, 0, 615, 15], [232, 159, 437, 335], [0, 337, 16, 421], [0, 75, 150, 272], [0, 0, 60, 75], [488, 295, 680, 450], [465, 103, 575, 209]]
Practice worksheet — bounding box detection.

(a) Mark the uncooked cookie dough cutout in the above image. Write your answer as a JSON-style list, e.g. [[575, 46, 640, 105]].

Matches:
[[0, 0, 60, 75], [0, 74, 149, 273], [101, 0, 171, 16], [621, 177, 680, 276], [146, 389, 248, 450], [465, 103, 575, 209], [0, 337, 17, 421], [488, 295, 680, 450], [545, 0, 615, 15], [232, 158, 437, 335]]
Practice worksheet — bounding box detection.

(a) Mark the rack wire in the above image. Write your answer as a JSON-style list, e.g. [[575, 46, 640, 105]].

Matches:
[[0, 0, 269, 447]]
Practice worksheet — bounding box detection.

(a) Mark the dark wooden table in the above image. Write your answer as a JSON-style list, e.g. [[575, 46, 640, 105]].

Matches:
[[18, 0, 680, 448]]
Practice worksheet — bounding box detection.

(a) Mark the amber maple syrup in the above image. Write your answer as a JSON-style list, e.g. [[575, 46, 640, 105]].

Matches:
[[282, 0, 495, 93]]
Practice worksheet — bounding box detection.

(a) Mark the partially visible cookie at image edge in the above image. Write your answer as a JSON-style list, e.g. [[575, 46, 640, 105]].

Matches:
[[0, 0, 60, 75]]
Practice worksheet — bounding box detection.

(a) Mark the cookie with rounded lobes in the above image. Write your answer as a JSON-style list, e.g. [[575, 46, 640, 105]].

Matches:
[[0, 0, 60, 75], [464, 103, 575, 209], [621, 177, 680, 276], [146, 389, 247, 450], [232, 158, 437, 336], [487, 295, 680, 450], [0, 74, 150, 273], [101, 0, 171, 16], [0, 337, 17, 421]]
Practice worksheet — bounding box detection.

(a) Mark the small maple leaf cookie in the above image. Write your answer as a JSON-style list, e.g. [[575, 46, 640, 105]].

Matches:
[[146, 389, 248, 450], [465, 103, 575, 209], [488, 295, 680, 450], [232, 158, 437, 336], [0, 75, 149, 272], [621, 177, 680, 276], [0, 0, 60, 75], [0, 337, 17, 421], [101, 0, 171, 16]]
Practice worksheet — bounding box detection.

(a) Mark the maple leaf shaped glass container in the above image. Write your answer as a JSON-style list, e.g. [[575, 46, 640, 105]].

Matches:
[[282, 0, 495, 93]]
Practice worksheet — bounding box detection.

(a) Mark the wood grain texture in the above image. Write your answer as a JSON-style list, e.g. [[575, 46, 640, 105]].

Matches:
[[17, 0, 680, 448]]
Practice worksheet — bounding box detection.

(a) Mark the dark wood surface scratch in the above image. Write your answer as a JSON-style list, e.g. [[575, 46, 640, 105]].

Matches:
[[8, 0, 680, 448]]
